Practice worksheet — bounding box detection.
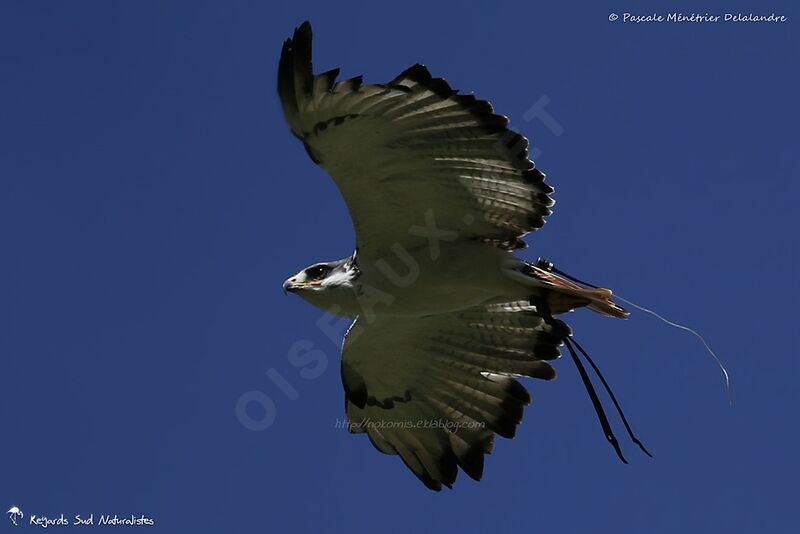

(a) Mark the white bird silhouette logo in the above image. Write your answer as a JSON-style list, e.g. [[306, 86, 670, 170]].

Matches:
[[7, 506, 23, 526]]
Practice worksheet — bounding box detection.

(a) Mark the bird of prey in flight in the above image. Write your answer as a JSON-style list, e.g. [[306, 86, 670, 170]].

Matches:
[[278, 21, 649, 490]]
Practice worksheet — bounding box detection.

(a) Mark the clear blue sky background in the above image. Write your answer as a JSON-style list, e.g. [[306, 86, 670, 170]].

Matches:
[[1, 1, 798, 532]]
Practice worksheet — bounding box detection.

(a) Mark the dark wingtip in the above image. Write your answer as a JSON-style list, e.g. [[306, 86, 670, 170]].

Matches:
[[295, 20, 312, 37], [278, 21, 315, 132]]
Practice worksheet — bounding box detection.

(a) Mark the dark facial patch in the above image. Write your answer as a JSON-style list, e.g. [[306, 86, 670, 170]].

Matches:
[[304, 264, 331, 281]]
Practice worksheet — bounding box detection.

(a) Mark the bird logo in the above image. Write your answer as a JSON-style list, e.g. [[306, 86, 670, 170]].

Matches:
[[7, 506, 23, 526]]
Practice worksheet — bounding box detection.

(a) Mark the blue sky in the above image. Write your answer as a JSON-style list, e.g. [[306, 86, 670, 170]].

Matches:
[[1, 1, 798, 532]]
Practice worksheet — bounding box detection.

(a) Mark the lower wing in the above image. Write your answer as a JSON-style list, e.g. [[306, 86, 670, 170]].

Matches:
[[340, 301, 567, 490]]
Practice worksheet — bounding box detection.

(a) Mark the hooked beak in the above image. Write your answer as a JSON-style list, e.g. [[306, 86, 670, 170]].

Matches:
[[282, 278, 320, 295], [282, 279, 297, 295]]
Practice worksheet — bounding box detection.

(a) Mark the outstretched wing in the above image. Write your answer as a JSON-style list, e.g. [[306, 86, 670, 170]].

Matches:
[[340, 301, 568, 490], [278, 22, 554, 257]]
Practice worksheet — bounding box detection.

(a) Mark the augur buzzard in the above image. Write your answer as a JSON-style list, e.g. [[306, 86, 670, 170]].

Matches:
[[278, 21, 649, 490]]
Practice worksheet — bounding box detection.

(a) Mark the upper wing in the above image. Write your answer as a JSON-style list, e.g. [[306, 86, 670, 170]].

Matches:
[[340, 301, 567, 490], [278, 22, 554, 257]]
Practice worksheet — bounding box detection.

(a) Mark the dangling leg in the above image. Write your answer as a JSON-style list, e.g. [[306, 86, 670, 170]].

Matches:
[[532, 295, 629, 464], [563, 337, 629, 463], [536, 259, 653, 457], [569, 336, 652, 457]]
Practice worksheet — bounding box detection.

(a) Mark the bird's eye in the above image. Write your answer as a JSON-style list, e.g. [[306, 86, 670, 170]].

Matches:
[[305, 265, 329, 280]]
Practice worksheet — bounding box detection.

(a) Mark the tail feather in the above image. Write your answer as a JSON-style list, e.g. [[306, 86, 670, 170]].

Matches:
[[521, 262, 629, 319]]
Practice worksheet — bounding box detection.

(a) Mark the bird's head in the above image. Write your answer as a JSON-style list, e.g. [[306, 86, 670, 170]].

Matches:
[[283, 256, 360, 315]]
